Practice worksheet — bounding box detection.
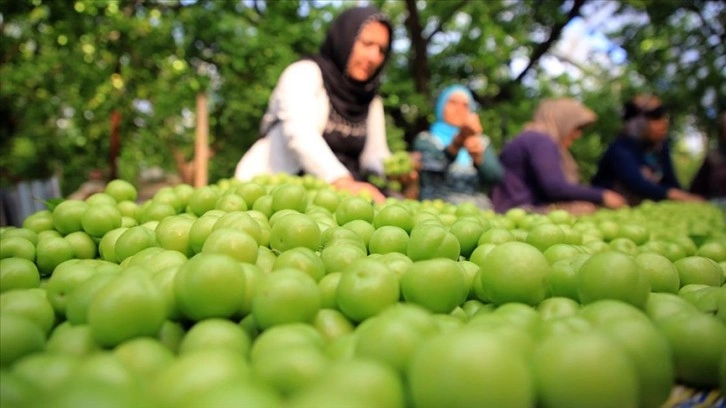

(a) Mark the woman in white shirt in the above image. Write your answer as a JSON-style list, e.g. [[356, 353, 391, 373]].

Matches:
[[235, 6, 393, 203]]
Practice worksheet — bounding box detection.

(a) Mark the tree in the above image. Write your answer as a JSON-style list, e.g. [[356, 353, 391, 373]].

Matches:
[[1, 0, 332, 193]]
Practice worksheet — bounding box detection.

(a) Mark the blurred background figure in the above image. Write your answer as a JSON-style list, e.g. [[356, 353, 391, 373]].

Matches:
[[68, 168, 106, 200], [413, 85, 503, 209], [592, 94, 703, 205], [689, 111, 726, 203], [492, 98, 625, 215], [234, 6, 394, 203]]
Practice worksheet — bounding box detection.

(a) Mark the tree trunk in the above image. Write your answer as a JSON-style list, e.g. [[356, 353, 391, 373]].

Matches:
[[400, 0, 433, 148], [404, 0, 430, 96], [109, 110, 121, 180]]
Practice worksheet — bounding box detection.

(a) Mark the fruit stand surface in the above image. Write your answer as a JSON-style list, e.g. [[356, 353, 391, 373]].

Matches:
[[665, 386, 724, 407], [2, 177, 725, 408]]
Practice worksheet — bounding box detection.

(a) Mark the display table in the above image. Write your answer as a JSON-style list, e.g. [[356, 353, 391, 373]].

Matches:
[[664, 385, 724, 408]]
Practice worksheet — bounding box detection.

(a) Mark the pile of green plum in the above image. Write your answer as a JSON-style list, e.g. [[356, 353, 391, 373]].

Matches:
[[369, 151, 416, 192], [1, 174, 725, 408]]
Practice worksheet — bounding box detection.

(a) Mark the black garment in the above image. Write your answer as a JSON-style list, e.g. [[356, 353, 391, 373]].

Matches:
[[306, 6, 391, 179], [321, 108, 368, 180], [308, 6, 392, 123]]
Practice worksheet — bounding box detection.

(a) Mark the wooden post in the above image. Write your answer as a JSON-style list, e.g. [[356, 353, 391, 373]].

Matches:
[[194, 92, 209, 187], [109, 110, 121, 180]]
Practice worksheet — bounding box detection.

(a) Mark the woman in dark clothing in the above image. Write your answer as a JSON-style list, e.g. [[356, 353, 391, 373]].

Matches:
[[492, 98, 626, 214], [592, 95, 703, 205], [689, 111, 726, 201]]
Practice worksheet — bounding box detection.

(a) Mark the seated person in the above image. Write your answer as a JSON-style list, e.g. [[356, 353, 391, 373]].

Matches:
[[412, 85, 504, 209], [234, 6, 393, 203], [492, 98, 626, 214], [592, 94, 703, 205], [689, 111, 726, 201]]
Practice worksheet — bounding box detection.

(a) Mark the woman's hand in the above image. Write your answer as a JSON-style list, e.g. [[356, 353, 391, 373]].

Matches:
[[602, 190, 627, 209], [667, 188, 705, 202], [459, 112, 483, 137], [462, 136, 484, 166], [332, 176, 386, 204], [449, 114, 483, 158], [548, 201, 598, 215]]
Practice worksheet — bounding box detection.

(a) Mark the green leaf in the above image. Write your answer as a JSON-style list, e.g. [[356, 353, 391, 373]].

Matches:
[[43, 197, 64, 211]]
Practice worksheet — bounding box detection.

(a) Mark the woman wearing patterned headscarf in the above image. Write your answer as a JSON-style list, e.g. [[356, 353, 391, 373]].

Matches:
[[592, 94, 703, 205], [412, 85, 504, 208], [492, 98, 626, 214], [235, 6, 394, 203]]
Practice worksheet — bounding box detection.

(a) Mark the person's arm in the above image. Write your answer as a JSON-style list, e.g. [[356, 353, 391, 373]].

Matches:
[[443, 133, 467, 163], [605, 142, 670, 200], [275, 61, 351, 183], [475, 141, 505, 184], [359, 96, 391, 176], [414, 132, 453, 172], [234, 137, 270, 181], [445, 113, 481, 165], [527, 134, 605, 203], [331, 176, 386, 203]]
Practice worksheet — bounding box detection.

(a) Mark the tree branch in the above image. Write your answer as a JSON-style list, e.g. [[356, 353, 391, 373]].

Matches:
[[253, 0, 263, 15], [685, 3, 725, 52], [471, 0, 588, 107], [404, 0, 430, 95], [514, 0, 587, 83], [549, 51, 598, 77], [425, 0, 469, 42]]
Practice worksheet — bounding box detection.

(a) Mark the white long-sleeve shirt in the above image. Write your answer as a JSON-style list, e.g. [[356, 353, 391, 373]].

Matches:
[[234, 60, 391, 183]]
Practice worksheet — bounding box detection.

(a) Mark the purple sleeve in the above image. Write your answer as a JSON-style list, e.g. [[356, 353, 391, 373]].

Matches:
[[528, 136, 605, 203]]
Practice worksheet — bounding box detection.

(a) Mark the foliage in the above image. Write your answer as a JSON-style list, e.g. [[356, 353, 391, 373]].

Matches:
[[609, 0, 725, 138], [0, 0, 332, 193], [1, 0, 722, 194]]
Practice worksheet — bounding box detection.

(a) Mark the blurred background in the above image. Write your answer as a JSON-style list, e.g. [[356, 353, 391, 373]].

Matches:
[[1, 0, 724, 204]]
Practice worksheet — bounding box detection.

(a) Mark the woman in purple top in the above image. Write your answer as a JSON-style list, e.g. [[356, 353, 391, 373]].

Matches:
[[492, 98, 626, 214]]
